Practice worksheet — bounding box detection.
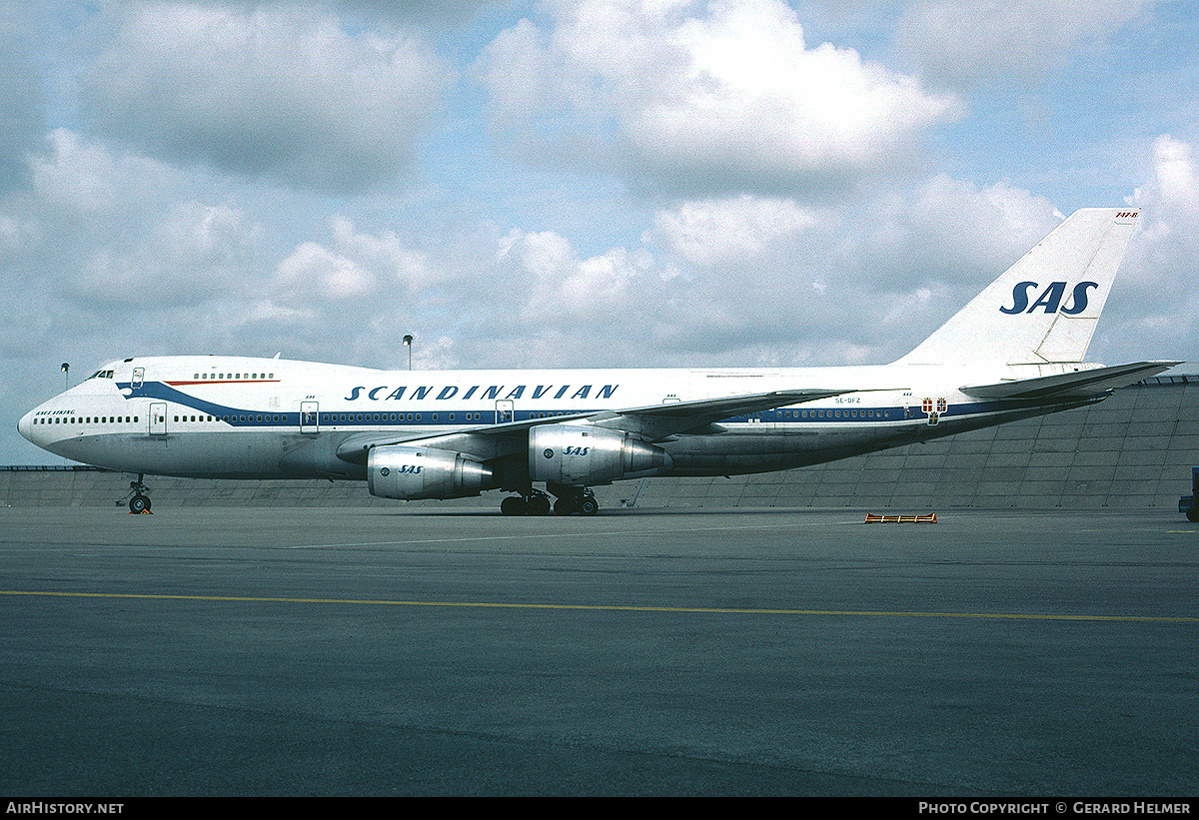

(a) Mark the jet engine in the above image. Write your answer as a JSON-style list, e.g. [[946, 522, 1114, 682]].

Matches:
[[529, 425, 672, 486], [368, 445, 495, 500]]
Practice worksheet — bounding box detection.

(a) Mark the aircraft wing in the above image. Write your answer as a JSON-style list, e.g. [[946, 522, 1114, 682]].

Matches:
[[334, 412, 594, 463], [961, 361, 1180, 400], [335, 388, 849, 463], [586, 388, 850, 438]]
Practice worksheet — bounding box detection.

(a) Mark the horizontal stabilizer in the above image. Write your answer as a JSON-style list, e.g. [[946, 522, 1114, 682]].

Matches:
[[961, 361, 1180, 400]]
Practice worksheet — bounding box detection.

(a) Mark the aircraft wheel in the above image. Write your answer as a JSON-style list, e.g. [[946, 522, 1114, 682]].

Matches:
[[1187, 508, 1199, 523], [553, 498, 576, 516], [527, 495, 551, 516], [500, 496, 527, 516], [129, 494, 151, 514], [578, 496, 599, 516]]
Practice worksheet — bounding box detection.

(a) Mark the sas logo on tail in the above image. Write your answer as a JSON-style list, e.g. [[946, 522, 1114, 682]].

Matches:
[[1000, 281, 1099, 315]]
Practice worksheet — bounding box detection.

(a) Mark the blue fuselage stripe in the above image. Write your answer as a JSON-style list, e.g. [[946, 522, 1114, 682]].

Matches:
[[116, 381, 1037, 429]]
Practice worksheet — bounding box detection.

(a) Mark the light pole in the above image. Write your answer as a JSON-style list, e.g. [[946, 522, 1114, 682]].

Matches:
[[402, 335, 413, 371], [60, 363, 70, 466]]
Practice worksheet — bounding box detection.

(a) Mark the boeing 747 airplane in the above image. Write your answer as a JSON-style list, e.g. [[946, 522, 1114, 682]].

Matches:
[[18, 208, 1175, 514]]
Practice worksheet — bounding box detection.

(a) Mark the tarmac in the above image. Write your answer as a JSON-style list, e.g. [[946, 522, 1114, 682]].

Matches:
[[1, 505, 1196, 796]]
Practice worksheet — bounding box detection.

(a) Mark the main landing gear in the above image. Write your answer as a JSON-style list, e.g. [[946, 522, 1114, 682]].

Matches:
[[552, 488, 599, 516], [500, 490, 551, 516], [499, 486, 599, 516], [123, 474, 152, 513]]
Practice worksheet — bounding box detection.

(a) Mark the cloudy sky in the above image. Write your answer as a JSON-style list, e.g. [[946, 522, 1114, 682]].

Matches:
[[3, 0, 1197, 463]]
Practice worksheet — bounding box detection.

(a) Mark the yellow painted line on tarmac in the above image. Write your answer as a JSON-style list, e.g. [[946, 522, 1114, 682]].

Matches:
[[287, 520, 866, 550], [2, 589, 1197, 623]]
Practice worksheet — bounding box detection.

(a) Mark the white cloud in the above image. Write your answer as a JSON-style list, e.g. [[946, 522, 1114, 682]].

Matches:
[[0, 2, 42, 193], [863, 174, 1062, 289], [647, 194, 818, 266], [30, 129, 170, 214], [477, 0, 960, 193], [277, 241, 375, 301], [0, 212, 39, 254], [80, 3, 451, 192], [64, 199, 262, 309], [16, 130, 266, 311], [275, 216, 438, 304], [897, 0, 1158, 87], [1105, 135, 1199, 361], [1146, 134, 1199, 205], [498, 227, 653, 325]]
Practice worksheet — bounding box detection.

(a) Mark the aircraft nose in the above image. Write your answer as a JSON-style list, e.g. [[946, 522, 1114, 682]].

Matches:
[[18, 409, 34, 443]]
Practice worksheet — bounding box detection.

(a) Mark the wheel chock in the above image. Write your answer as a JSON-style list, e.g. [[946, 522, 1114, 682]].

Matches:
[[128, 509, 154, 515], [864, 512, 937, 523]]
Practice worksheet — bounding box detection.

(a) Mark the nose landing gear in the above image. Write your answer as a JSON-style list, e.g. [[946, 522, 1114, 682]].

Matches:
[[122, 474, 152, 514]]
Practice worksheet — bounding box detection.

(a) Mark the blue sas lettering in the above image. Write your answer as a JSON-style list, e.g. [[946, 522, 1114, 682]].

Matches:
[[378, 465, 420, 476], [1000, 281, 1099, 315], [563, 446, 590, 456]]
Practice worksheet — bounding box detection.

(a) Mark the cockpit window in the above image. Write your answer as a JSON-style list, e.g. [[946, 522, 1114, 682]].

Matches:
[[87, 369, 115, 380]]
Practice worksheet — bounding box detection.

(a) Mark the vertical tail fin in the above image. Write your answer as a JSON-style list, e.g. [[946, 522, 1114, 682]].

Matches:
[[897, 208, 1140, 366]]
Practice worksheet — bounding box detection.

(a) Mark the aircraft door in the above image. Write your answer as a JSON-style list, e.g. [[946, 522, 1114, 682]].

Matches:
[[149, 402, 167, 436], [300, 401, 319, 435], [132, 367, 144, 389], [495, 399, 514, 424]]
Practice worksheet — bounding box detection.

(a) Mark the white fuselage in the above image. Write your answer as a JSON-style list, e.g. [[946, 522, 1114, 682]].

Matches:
[[15, 209, 1157, 514], [18, 354, 1091, 481]]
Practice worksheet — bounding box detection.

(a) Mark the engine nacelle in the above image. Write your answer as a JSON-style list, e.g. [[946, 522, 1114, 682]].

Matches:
[[368, 445, 495, 500], [529, 425, 672, 486]]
